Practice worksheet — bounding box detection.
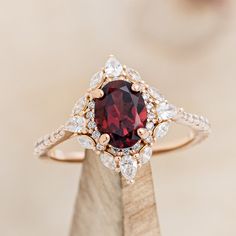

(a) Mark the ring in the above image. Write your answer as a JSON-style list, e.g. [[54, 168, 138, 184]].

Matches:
[[34, 56, 211, 183]]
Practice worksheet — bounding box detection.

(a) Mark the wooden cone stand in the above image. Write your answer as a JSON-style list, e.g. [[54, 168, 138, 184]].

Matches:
[[70, 150, 161, 236]]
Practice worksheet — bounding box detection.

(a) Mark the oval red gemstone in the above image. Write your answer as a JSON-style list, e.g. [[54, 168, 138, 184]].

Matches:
[[94, 80, 147, 148]]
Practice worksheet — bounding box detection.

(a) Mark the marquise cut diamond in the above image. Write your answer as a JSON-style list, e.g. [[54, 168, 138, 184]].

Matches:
[[157, 102, 177, 120], [77, 135, 95, 149], [155, 122, 170, 138], [126, 68, 141, 81], [100, 152, 116, 170], [149, 87, 165, 102], [73, 96, 87, 115], [139, 146, 152, 164]]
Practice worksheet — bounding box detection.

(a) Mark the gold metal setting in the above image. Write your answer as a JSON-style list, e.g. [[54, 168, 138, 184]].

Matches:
[[34, 56, 211, 182]]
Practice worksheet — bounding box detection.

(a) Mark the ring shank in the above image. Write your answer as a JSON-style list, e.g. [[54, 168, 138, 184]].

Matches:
[[34, 110, 210, 163]]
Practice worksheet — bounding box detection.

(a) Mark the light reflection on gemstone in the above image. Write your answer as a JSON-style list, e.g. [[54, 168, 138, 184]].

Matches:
[[94, 80, 147, 148]]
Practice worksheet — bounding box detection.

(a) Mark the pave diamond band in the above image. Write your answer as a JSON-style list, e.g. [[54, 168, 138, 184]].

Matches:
[[34, 56, 210, 183]]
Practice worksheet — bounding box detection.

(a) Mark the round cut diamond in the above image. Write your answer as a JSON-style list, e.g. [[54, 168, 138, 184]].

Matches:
[[92, 130, 101, 139], [87, 121, 96, 129], [86, 111, 94, 119], [100, 152, 116, 170], [105, 57, 123, 77], [77, 135, 95, 149], [94, 80, 147, 148], [88, 101, 95, 109], [155, 122, 170, 138], [120, 155, 137, 181], [139, 146, 152, 164]]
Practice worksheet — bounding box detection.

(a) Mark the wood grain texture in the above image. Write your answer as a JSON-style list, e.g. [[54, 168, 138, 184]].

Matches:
[[70, 150, 160, 236]]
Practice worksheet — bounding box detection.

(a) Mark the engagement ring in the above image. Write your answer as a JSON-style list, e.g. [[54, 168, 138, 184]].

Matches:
[[34, 56, 211, 183]]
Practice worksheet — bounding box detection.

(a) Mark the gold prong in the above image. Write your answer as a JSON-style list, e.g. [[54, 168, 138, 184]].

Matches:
[[115, 167, 121, 173], [90, 89, 104, 99], [133, 153, 139, 159], [131, 83, 141, 92], [98, 133, 110, 146], [115, 156, 121, 163], [137, 128, 149, 139], [119, 75, 126, 80]]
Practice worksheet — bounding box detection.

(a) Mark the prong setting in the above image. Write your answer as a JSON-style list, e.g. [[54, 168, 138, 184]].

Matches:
[[99, 134, 110, 146], [68, 56, 175, 183], [131, 83, 142, 92], [137, 128, 150, 139], [90, 89, 104, 99], [35, 56, 210, 185]]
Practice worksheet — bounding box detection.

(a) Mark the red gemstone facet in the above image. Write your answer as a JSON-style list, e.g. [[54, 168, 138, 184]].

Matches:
[[94, 80, 147, 148]]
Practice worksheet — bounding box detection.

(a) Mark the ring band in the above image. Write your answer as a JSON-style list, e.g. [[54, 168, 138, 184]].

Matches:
[[34, 56, 210, 183]]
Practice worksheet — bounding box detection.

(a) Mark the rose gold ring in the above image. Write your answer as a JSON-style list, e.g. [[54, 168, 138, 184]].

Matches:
[[34, 56, 211, 183]]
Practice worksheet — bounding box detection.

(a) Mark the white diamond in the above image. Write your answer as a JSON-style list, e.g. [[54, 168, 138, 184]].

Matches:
[[77, 135, 95, 149], [73, 96, 87, 115], [149, 87, 165, 102], [92, 130, 100, 139], [157, 102, 177, 120], [96, 143, 105, 151], [148, 113, 156, 120], [145, 136, 153, 144], [123, 149, 130, 155], [146, 103, 153, 110], [139, 146, 152, 164], [146, 122, 154, 130], [126, 68, 141, 81], [88, 101, 95, 109], [142, 93, 150, 100], [132, 142, 141, 151], [100, 152, 116, 170], [120, 155, 137, 181], [65, 117, 86, 133], [105, 56, 123, 77], [90, 71, 103, 89], [155, 122, 170, 138], [88, 121, 96, 129], [86, 111, 94, 119]]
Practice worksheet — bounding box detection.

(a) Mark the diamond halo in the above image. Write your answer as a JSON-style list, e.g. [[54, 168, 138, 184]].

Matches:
[[66, 56, 176, 183]]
